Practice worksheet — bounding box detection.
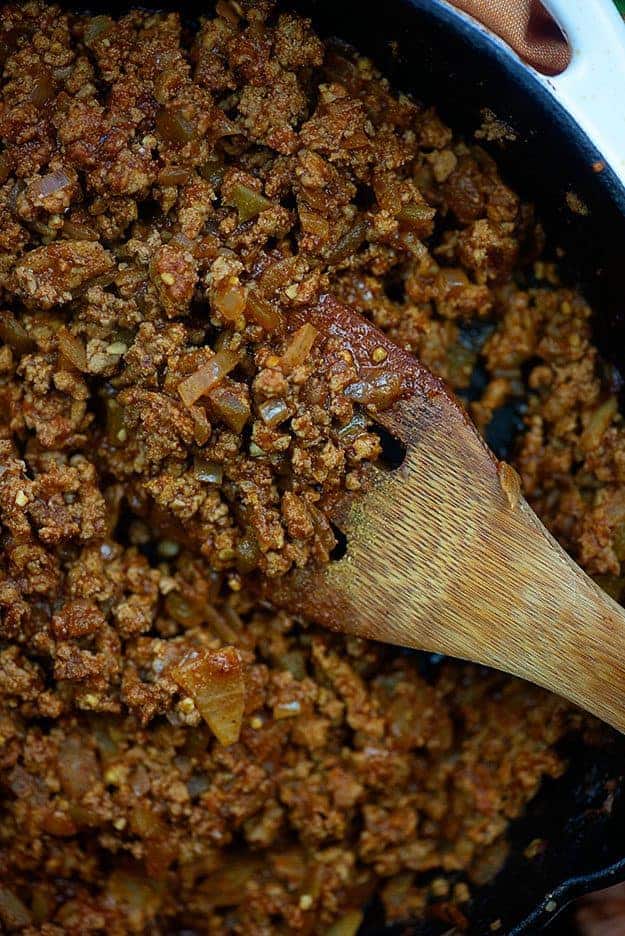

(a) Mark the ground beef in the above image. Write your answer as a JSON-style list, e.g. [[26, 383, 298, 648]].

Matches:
[[0, 3, 620, 934]]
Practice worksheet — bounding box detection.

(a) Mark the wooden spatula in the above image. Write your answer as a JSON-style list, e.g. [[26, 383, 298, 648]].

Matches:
[[272, 295, 625, 732]]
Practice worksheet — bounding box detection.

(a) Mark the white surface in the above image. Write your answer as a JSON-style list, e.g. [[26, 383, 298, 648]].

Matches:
[[540, 0, 625, 190], [439, 0, 625, 192]]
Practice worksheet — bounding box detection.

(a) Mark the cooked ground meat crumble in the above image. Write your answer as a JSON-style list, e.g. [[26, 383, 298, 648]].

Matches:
[[0, 2, 622, 933]]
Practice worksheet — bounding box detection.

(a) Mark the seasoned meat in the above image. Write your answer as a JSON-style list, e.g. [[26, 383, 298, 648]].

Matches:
[[0, 3, 618, 934]]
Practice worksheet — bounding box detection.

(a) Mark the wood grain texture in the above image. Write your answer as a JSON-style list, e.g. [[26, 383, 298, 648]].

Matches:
[[273, 296, 625, 732]]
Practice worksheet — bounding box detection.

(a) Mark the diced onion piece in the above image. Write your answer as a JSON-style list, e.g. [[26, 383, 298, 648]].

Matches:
[[0, 312, 34, 354], [178, 349, 239, 407], [171, 646, 245, 746], [227, 183, 272, 223], [258, 398, 289, 428], [325, 910, 364, 936], [200, 155, 225, 190], [193, 457, 223, 485], [397, 200, 436, 233], [246, 288, 284, 333], [105, 397, 126, 446], [235, 534, 260, 574], [58, 736, 99, 801], [91, 720, 119, 760], [206, 606, 239, 644], [325, 222, 368, 266], [202, 856, 262, 907], [212, 278, 247, 324], [190, 404, 211, 445], [158, 167, 190, 187], [580, 396, 618, 453], [216, 0, 242, 26], [31, 169, 71, 200], [166, 592, 199, 625], [106, 870, 162, 920], [29, 71, 55, 106], [187, 773, 211, 798], [208, 383, 250, 432], [279, 323, 318, 373], [273, 699, 301, 719], [344, 369, 402, 409], [156, 108, 195, 145], [436, 266, 469, 291], [281, 650, 306, 680], [259, 256, 302, 293], [84, 15, 113, 45], [338, 412, 368, 441], [57, 326, 87, 371], [0, 888, 32, 929], [63, 219, 98, 241], [130, 803, 167, 839]]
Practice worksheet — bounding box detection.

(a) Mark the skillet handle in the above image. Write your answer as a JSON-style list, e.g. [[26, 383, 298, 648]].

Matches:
[[538, 0, 625, 190]]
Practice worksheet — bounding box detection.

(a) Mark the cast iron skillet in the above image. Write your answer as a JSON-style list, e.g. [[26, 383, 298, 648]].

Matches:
[[58, 0, 625, 932]]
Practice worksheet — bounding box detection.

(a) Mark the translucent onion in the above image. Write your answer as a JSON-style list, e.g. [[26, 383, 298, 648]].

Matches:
[[158, 167, 191, 187], [397, 200, 436, 233], [0, 312, 34, 354], [279, 323, 318, 373], [171, 646, 245, 746], [245, 287, 284, 334], [190, 404, 211, 445], [106, 870, 162, 920], [258, 398, 289, 428], [58, 736, 99, 801], [201, 856, 261, 907], [29, 72, 55, 106], [580, 396, 618, 453], [57, 326, 88, 371], [62, 219, 98, 241], [326, 910, 364, 936], [0, 888, 32, 929], [130, 803, 167, 839], [436, 266, 469, 291], [208, 383, 251, 432], [227, 182, 272, 223], [344, 369, 402, 409], [200, 155, 225, 190], [105, 397, 126, 446], [156, 108, 195, 145], [273, 699, 301, 719], [30, 169, 71, 200], [235, 534, 260, 574], [193, 457, 224, 485], [165, 592, 204, 627], [325, 221, 368, 266], [337, 412, 368, 441], [178, 349, 239, 407], [84, 15, 113, 45], [212, 279, 247, 324]]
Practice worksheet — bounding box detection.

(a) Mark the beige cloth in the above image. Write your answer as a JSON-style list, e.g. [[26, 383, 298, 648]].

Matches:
[[448, 0, 571, 75]]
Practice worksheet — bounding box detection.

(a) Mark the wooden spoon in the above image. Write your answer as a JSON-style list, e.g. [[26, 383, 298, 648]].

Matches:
[[272, 295, 625, 732]]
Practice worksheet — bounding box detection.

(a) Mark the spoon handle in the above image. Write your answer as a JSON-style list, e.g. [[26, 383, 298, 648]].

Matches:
[[365, 390, 625, 732]]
